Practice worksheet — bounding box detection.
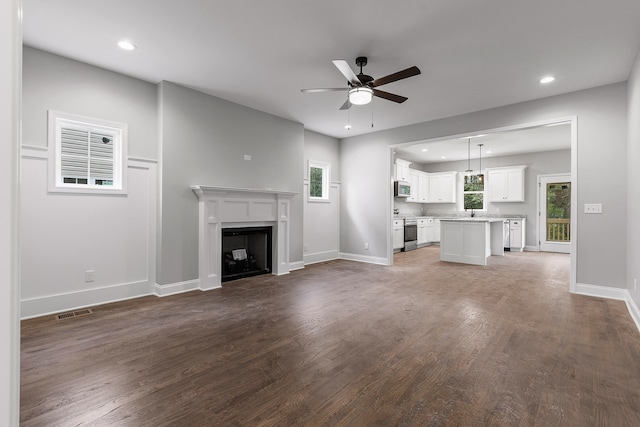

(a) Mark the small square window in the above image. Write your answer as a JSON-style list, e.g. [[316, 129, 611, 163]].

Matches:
[[48, 111, 127, 194], [308, 160, 330, 202]]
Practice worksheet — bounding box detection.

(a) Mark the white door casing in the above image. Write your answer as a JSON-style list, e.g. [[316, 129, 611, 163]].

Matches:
[[538, 174, 571, 253]]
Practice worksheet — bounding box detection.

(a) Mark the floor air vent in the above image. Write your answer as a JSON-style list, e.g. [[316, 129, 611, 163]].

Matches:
[[55, 309, 93, 320]]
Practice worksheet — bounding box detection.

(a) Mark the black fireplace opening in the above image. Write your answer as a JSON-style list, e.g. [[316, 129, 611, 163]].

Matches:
[[221, 226, 273, 282]]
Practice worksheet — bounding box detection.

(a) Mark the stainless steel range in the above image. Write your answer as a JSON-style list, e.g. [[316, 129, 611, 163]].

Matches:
[[403, 216, 418, 251]]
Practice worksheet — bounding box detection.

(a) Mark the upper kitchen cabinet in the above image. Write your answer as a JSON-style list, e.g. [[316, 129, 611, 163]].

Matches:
[[428, 171, 457, 203], [417, 171, 429, 203], [406, 169, 429, 203], [395, 159, 411, 182], [406, 169, 420, 202], [487, 165, 527, 202]]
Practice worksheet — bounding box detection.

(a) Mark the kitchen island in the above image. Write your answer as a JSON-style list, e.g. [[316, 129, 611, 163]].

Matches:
[[439, 218, 506, 265]]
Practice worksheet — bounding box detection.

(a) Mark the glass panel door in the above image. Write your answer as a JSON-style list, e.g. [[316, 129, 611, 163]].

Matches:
[[539, 175, 571, 253], [546, 182, 571, 242]]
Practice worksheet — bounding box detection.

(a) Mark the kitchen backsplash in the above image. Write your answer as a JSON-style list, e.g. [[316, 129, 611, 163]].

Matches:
[[394, 200, 424, 216], [394, 199, 525, 218]]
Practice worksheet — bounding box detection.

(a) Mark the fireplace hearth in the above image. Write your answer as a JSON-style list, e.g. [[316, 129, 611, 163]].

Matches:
[[222, 226, 272, 282]]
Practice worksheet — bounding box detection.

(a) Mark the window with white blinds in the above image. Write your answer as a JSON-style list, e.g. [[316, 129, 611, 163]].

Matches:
[[48, 111, 127, 194]]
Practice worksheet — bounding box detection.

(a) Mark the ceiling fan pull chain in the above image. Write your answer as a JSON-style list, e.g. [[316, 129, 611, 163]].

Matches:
[[371, 100, 374, 128]]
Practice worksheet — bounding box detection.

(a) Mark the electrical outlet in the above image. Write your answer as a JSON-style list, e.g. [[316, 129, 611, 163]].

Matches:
[[85, 270, 94, 282], [584, 203, 603, 214], [243, 154, 251, 161], [364, 242, 369, 250], [303, 244, 308, 253]]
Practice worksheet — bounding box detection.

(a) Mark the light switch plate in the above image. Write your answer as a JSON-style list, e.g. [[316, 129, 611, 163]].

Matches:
[[85, 270, 94, 282], [584, 203, 602, 214]]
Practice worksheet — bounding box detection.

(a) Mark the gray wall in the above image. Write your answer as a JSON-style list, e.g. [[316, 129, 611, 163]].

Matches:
[[417, 149, 571, 247], [303, 130, 341, 262], [158, 82, 304, 285], [341, 83, 628, 289], [22, 47, 158, 159], [304, 129, 340, 182], [628, 51, 640, 306]]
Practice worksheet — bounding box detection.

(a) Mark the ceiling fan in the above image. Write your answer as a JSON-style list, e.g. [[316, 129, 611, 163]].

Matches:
[[301, 56, 421, 110]]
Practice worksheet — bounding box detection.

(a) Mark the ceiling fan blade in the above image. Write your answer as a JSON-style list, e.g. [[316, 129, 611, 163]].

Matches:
[[301, 88, 349, 93], [371, 66, 421, 87], [332, 60, 362, 86], [339, 99, 352, 110], [373, 89, 408, 103]]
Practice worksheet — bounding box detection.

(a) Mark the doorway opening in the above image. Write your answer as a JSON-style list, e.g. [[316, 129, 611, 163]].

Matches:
[[388, 116, 577, 292]]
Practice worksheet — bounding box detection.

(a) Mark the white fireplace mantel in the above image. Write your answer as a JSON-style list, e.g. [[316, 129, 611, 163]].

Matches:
[[191, 185, 297, 290]]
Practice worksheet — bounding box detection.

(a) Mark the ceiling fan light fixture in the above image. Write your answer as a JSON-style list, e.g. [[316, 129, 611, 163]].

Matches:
[[348, 87, 373, 105]]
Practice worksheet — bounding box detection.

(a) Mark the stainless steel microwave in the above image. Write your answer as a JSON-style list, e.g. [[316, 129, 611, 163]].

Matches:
[[394, 181, 411, 197]]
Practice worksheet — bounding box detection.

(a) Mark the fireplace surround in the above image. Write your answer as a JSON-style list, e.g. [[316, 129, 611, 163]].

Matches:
[[191, 185, 296, 290]]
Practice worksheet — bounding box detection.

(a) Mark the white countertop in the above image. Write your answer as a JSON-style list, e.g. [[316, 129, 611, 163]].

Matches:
[[439, 217, 506, 223]]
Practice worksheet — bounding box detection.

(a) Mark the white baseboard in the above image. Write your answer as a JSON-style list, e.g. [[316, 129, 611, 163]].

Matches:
[[574, 282, 629, 300], [154, 279, 200, 297], [303, 250, 339, 266], [575, 283, 640, 334], [524, 245, 539, 252], [21, 280, 153, 320], [289, 261, 305, 271], [338, 252, 389, 266], [626, 297, 640, 333]]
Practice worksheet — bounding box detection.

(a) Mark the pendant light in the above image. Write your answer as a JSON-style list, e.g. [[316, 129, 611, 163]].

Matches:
[[465, 138, 473, 176], [477, 143, 484, 184]]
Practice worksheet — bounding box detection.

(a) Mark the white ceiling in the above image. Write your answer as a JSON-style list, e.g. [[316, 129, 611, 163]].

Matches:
[[394, 123, 571, 164], [22, 0, 640, 139]]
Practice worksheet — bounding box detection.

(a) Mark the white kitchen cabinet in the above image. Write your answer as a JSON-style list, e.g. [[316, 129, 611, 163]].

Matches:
[[406, 169, 420, 202], [432, 219, 441, 243], [428, 172, 457, 203], [395, 159, 411, 182], [393, 219, 405, 251], [417, 171, 430, 203], [440, 218, 505, 265], [417, 218, 429, 246], [509, 218, 526, 251], [487, 166, 526, 202], [418, 217, 440, 245]]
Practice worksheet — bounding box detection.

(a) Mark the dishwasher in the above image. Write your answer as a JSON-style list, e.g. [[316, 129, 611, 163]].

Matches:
[[503, 220, 510, 251]]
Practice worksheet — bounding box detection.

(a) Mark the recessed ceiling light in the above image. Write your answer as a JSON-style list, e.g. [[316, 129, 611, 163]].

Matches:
[[421, 148, 428, 152], [344, 124, 352, 130], [486, 150, 492, 154], [441, 156, 446, 159], [118, 40, 137, 51], [540, 76, 555, 84]]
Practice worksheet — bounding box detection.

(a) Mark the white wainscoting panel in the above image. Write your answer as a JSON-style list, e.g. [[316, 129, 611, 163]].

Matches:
[[20, 146, 157, 318]]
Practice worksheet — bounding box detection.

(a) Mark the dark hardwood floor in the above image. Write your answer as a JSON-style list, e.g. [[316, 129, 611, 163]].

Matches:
[[21, 247, 640, 426]]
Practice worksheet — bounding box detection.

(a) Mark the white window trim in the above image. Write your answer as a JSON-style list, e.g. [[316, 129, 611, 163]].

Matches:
[[459, 171, 486, 212], [47, 110, 128, 195], [308, 159, 330, 203]]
